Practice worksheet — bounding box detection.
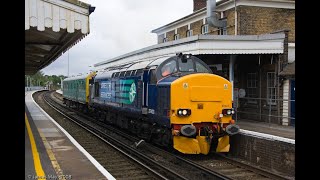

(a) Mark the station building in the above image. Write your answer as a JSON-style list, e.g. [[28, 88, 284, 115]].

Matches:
[[95, 0, 295, 126], [151, 0, 295, 126]]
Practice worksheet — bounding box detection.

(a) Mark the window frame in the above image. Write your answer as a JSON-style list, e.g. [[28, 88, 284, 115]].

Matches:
[[219, 27, 227, 35], [163, 38, 168, 43], [186, 29, 193, 37], [246, 72, 258, 104], [174, 34, 180, 40], [267, 72, 277, 105], [201, 24, 209, 34]]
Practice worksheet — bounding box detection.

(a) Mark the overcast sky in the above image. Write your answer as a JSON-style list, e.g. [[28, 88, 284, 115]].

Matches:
[[42, 0, 193, 76]]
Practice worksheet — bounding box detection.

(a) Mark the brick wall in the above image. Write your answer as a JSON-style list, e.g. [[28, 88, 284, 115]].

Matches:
[[157, 34, 165, 44], [193, 0, 206, 12], [177, 25, 188, 39], [230, 134, 295, 177], [166, 30, 175, 41], [156, 6, 295, 44], [191, 19, 203, 35], [225, 9, 236, 35], [238, 6, 295, 42]]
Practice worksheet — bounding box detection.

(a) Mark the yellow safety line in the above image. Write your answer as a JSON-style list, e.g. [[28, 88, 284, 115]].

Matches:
[[25, 113, 46, 180], [38, 130, 66, 180]]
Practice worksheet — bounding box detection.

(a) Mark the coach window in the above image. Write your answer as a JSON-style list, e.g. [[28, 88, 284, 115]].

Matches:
[[125, 71, 132, 77], [119, 71, 125, 77], [115, 72, 120, 77]]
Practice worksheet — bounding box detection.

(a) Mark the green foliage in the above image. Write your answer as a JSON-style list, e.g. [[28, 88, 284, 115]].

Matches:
[[25, 70, 67, 89]]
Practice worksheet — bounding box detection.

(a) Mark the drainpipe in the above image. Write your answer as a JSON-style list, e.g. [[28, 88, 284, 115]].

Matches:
[[234, 0, 237, 35], [206, 0, 226, 28]]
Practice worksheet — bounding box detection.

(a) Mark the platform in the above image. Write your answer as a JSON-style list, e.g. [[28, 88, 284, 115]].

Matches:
[[25, 90, 115, 180], [54, 90, 294, 142], [237, 119, 295, 144]]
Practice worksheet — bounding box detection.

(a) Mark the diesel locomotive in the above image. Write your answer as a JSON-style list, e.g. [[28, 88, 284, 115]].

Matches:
[[62, 53, 239, 155]]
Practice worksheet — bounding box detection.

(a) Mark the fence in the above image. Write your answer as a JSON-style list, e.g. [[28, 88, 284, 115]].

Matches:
[[25, 86, 47, 92], [234, 97, 295, 126]]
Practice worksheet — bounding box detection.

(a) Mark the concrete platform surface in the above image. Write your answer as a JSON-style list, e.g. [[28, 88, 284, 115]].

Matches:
[[237, 119, 295, 140], [25, 90, 115, 180]]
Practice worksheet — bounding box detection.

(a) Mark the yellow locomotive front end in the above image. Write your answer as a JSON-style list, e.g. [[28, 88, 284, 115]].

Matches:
[[170, 73, 239, 155]]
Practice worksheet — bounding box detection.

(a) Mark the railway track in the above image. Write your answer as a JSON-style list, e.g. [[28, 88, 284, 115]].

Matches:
[[36, 91, 164, 180], [36, 91, 229, 180], [38, 90, 293, 180]]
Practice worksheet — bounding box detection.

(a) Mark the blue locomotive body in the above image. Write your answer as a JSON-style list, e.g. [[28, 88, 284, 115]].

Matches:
[[63, 54, 240, 154]]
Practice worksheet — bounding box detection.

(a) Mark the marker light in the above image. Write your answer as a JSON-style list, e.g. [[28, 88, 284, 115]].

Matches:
[[222, 108, 235, 116]]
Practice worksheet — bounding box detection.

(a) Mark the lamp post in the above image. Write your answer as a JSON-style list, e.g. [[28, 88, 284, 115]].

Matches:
[[67, 50, 70, 77]]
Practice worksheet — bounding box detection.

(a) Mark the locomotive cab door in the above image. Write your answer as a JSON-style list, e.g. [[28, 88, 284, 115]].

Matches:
[[88, 78, 94, 104], [147, 68, 157, 113]]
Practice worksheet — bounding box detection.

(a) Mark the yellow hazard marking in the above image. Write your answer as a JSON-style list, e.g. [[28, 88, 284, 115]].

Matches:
[[38, 130, 66, 180], [25, 113, 46, 180]]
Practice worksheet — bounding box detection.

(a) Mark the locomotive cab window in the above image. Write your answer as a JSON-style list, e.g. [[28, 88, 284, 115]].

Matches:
[[161, 60, 177, 77], [178, 58, 194, 72], [195, 62, 210, 73]]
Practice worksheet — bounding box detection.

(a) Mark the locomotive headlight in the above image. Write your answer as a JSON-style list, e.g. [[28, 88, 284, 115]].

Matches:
[[182, 110, 187, 115], [227, 110, 232, 115], [177, 109, 191, 117]]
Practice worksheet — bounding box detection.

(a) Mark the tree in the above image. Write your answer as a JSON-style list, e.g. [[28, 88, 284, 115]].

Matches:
[[25, 70, 67, 90]]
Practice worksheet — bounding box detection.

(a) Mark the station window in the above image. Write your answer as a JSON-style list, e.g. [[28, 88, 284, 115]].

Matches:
[[201, 24, 209, 34], [174, 34, 180, 40], [219, 27, 227, 35], [163, 38, 168, 43], [186, 30, 193, 37]]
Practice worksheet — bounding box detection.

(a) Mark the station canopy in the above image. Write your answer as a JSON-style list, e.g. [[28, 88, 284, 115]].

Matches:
[[25, 0, 95, 75], [94, 33, 286, 71]]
